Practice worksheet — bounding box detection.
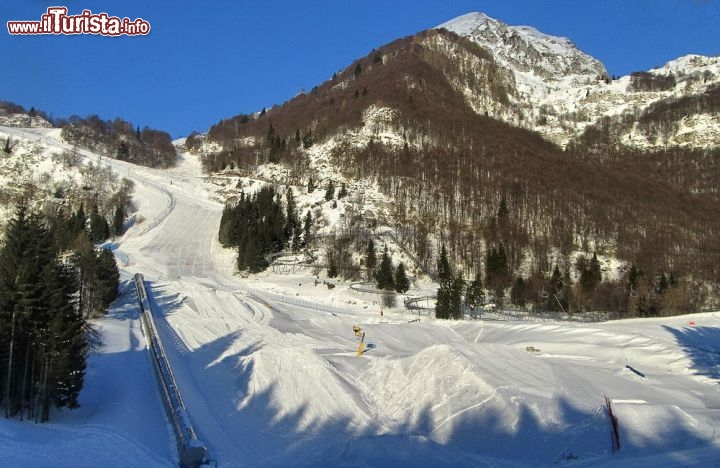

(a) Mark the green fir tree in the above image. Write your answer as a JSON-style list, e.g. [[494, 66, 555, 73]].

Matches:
[[394, 262, 410, 293]]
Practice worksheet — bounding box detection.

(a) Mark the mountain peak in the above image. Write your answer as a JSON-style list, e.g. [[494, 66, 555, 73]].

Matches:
[[436, 12, 607, 84], [435, 12, 496, 35]]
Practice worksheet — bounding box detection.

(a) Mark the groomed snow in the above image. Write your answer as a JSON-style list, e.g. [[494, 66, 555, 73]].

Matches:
[[1, 127, 719, 466]]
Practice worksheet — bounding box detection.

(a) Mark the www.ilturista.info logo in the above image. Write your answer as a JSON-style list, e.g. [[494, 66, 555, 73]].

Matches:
[[7, 7, 150, 36]]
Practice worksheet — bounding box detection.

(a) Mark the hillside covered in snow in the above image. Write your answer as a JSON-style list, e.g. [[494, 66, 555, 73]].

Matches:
[[0, 126, 719, 467], [195, 13, 720, 315]]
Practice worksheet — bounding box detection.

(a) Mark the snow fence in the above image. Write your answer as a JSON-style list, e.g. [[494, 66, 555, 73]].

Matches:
[[134, 273, 209, 468]]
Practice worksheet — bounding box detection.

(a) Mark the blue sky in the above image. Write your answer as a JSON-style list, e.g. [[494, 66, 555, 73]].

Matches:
[[1, 1, 718, 138]]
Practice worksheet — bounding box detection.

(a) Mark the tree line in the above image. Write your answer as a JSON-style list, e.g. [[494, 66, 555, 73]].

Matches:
[[219, 186, 313, 272], [59, 115, 176, 168], [0, 203, 120, 422]]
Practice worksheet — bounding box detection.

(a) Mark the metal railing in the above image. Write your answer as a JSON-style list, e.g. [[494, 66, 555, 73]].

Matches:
[[134, 273, 210, 468]]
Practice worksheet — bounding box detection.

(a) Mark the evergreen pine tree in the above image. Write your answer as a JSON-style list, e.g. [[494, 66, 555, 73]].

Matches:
[[284, 188, 299, 250], [325, 180, 335, 201], [435, 244, 456, 319], [437, 245, 451, 284], [394, 262, 409, 293], [71, 231, 96, 318], [71, 205, 86, 234], [218, 203, 234, 247], [465, 272, 484, 313], [338, 183, 348, 199], [89, 205, 109, 244], [366, 239, 377, 281], [450, 274, 465, 319], [580, 253, 602, 293], [95, 248, 120, 310], [0, 206, 30, 413], [511, 276, 526, 306], [302, 130, 313, 149], [302, 211, 312, 247], [550, 264, 563, 290], [327, 255, 338, 278], [40, 261, 85, 416], [307, 177, 315, 193], [627, 264, 641, 298], [0, 206, 86, 420], [435, 286, 451, 320], [497, 195, 509, 222], [376, 246, 394, 291], [112, 204, 125, 237]]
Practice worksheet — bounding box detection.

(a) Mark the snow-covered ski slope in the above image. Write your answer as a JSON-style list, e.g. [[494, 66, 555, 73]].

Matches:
[[1, 126, 720, 467]]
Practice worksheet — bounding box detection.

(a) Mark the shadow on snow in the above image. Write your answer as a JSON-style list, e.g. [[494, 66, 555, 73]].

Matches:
[[136, 280, 720, 467], [663, 325, 720, 382]]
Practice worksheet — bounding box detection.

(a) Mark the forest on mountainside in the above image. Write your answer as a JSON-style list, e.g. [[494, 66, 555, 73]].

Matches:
[[60, 115, 177, 168], [0, 132, 130, 419], [199, 28, 720, 317]]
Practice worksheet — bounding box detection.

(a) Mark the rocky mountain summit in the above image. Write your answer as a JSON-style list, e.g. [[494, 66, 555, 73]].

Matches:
[[437, 12, 720, 149]]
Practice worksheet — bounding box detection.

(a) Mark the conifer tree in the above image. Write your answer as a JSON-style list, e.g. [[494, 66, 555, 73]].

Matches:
[[486, 243, 510, 302], [112, 204, 125, 237], [40, 261, 85, 417], [71, 205, 86, 234], [437, 245, 451, 284], [0, 206, 87, 421], [435, 285, 451, 320], [95, 248, 120, 310], [302, 130, 313, 149], [511, 276, 526, 306], [0, 207, 30, 401], [580, 253, 602, 293], [325, 180, 335, 201], [497, 195, 509, 222], [450, 274, 465, 319], [302, 210, 313, 247], [71, 231, 97, 318], [218, 186, 290, 273], [366, 239, 377, 280], [394, 262, 409, 293], [338, 183, 348, 199], [550, 264, 563, 291], [435, 244, 456, 319], [327, 255, 338, 278], [376, 246, 394, 291], [284, 188, 299, 251], [89, 205, 109, 244], [465, 272, 484, 313]]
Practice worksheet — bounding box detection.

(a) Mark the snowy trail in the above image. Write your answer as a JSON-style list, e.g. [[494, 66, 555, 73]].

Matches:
[[2, 126, 720, 466]]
